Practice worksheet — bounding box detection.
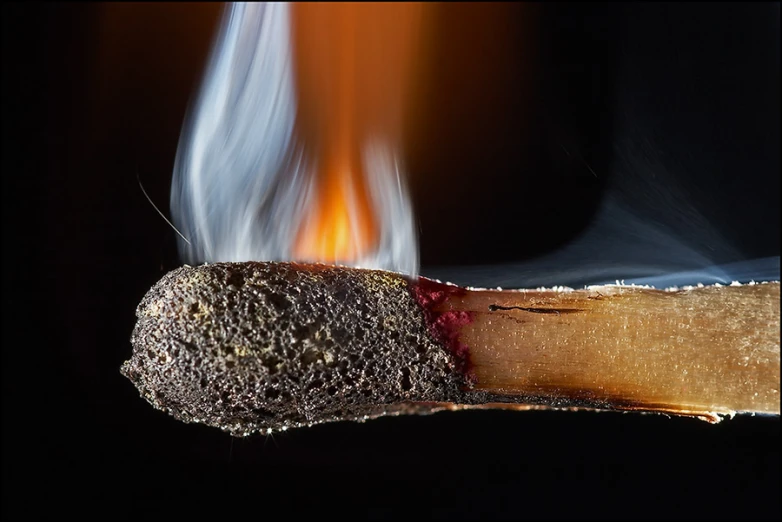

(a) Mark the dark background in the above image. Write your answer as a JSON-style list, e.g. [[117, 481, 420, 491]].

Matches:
[[2, 2, 779, 520]]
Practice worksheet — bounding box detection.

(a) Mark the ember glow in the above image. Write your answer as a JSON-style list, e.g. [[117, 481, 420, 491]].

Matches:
[[171, 2, 420, 275]]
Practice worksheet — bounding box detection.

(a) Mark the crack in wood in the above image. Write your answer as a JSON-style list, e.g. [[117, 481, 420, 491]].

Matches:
[[487, 304, 585, 315]]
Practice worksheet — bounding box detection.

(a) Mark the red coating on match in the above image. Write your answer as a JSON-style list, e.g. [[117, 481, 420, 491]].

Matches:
[[410, 277, 477, 385]]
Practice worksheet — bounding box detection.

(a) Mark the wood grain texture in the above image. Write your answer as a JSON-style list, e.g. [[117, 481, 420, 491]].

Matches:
[[441, 282, 780, 420]]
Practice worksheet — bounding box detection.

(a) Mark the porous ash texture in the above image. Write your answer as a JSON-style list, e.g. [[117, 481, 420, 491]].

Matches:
[[121, 262, 472, 435]]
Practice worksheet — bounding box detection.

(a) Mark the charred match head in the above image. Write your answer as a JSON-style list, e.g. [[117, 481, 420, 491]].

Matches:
[[122, 262, 780, 436], [122, 262, 474, 435]]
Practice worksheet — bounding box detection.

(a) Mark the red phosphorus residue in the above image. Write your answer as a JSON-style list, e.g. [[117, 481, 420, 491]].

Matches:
[[410, 277, 477, 386]]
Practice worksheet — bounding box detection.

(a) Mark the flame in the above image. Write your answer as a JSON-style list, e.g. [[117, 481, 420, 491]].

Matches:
[[290, 2, 421, 266], [170, 2, 421, 275], [293, 157, 377, 264]]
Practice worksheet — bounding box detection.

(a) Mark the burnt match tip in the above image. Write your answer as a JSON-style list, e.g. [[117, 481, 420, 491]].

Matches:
[[121, 262, 470, 435]]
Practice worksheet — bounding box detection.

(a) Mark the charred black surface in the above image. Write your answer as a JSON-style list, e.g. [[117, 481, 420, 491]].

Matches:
[[121, 262, 470, 435]]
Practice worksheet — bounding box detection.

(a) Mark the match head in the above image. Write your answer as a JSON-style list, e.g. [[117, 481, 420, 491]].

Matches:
[[122, 262, 472, 435]]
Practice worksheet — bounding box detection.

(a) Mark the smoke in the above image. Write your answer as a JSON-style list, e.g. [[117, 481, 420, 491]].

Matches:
[[422, 130, 780, 289], [423, 194, 780, 289], [422, 100, 779, 289], [423, 125, 779, 289], [421, 4, 779, 290], [170, 2, 418, 275]]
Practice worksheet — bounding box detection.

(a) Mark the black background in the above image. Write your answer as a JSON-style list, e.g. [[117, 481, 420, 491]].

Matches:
[[2, 2, 779, 520]]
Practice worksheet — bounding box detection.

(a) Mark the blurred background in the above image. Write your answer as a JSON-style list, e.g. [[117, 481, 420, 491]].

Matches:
[[2, 2, 779, 519]]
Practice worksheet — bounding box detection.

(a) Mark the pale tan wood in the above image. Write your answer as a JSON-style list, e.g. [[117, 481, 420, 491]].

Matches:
[[439, 282, 780, 421]]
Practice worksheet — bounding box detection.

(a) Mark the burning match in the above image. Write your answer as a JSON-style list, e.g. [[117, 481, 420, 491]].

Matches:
[[123, 3, 780, 435], [122, 262, 780, 436]]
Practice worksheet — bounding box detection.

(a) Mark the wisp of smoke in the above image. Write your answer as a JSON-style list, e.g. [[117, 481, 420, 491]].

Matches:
[[423, 164, 779, 289]]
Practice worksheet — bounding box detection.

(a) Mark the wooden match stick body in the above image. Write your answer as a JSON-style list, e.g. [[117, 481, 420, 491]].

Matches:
[[122, 263, 779, 435], [448, 283, 780, 421]]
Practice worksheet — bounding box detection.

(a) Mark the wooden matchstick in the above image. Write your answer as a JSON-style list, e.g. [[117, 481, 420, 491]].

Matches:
[[122, 262, 780, 435]]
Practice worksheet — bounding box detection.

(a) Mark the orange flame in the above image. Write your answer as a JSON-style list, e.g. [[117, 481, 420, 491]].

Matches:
[[293, 150, 378, 263], [291, 2, 422, 265]]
